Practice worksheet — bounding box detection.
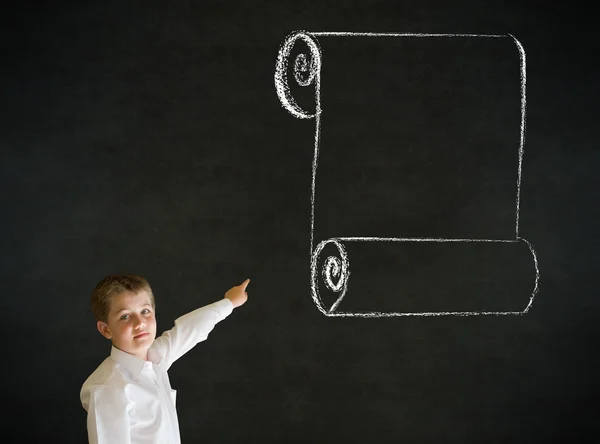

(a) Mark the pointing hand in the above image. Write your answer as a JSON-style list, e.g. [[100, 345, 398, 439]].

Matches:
[[224, 278, 249, 308]]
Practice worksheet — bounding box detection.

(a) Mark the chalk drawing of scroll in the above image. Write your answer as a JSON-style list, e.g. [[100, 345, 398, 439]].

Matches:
[[274, 31, 540, 317]]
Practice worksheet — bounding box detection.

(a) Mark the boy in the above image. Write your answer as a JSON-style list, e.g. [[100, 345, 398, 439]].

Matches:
[[80, 274, 249, 444]]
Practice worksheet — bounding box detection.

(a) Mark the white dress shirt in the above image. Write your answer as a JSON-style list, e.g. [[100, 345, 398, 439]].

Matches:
[[81, 299, 234, 444]]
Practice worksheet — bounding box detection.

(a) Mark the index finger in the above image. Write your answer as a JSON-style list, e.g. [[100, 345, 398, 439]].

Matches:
[[240, 278, 250, 290]]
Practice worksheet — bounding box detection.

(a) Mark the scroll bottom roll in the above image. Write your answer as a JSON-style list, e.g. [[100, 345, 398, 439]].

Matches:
[[311, 238, 538, 317]]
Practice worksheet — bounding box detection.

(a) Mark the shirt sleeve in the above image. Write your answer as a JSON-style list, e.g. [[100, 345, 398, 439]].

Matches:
[[82, 384, 133, 444], [152, 298, 234, 370]]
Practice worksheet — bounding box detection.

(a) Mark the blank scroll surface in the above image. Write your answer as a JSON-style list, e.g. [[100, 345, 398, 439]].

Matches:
[[274, 31, 540, 317]]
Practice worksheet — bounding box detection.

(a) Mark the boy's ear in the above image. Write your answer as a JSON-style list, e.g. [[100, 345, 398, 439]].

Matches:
[[97, 320, 112, 339]]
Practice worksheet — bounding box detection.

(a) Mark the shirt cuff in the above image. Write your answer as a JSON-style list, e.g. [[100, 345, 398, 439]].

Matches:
[[217, 297, 234, 316]]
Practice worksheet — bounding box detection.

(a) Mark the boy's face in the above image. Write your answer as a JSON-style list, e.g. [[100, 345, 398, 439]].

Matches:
[[97, 290, 157, 360]]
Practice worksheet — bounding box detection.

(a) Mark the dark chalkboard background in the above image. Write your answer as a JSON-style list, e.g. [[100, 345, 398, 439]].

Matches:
[[2, 1, 598, 442]]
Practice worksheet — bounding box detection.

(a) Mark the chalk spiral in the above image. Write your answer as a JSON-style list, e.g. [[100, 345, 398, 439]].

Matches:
[[274, 31, 322, 119], [311, 239, 350, 314]]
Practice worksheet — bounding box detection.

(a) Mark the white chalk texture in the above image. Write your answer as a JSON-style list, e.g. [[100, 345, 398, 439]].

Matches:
[[274, 31, 539, 317]]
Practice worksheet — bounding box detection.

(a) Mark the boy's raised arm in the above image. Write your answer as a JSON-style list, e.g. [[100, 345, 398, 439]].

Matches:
[[153, 278, 249, 369]]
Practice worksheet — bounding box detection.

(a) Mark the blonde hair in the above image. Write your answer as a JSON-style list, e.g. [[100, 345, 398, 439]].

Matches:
[[91, 274, 155, 323]]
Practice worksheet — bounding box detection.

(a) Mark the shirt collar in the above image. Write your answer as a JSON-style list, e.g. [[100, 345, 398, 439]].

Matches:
[[110, 345, 151, 379]]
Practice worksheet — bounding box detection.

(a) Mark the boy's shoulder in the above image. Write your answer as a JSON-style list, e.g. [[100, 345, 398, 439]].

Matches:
[[82, 357, 118, 386], [80, 356, 133, 410], [81, 355, 130, 395]]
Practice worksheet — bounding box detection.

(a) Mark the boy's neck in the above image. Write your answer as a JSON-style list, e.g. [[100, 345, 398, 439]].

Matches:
[[113, 344, 148, 361]]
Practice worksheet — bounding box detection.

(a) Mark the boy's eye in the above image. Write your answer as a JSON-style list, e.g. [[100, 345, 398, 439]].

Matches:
[[142, 309, 150, 314], [120, 314, 130, 320]]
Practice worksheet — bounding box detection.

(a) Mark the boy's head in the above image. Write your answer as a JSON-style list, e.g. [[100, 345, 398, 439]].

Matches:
[[92, 275, 157, 360]]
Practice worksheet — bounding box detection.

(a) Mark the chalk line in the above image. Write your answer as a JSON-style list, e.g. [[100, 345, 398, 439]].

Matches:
[[311, 32, 506, 38], [510, 34, 527, 238]]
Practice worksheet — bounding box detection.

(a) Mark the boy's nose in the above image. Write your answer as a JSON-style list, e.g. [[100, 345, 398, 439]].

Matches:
[[133, 316, 146, 329]]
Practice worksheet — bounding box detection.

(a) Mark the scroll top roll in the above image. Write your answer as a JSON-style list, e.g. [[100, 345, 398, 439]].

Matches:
[[274, 31, 322, 119]]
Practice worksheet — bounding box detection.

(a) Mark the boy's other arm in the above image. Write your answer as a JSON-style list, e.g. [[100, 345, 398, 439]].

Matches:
[[155, 278, 250, 369], [82, 385, 132, 444]]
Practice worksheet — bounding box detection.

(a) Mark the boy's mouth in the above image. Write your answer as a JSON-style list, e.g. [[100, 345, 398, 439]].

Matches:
[[134, 332, 149, 339]]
